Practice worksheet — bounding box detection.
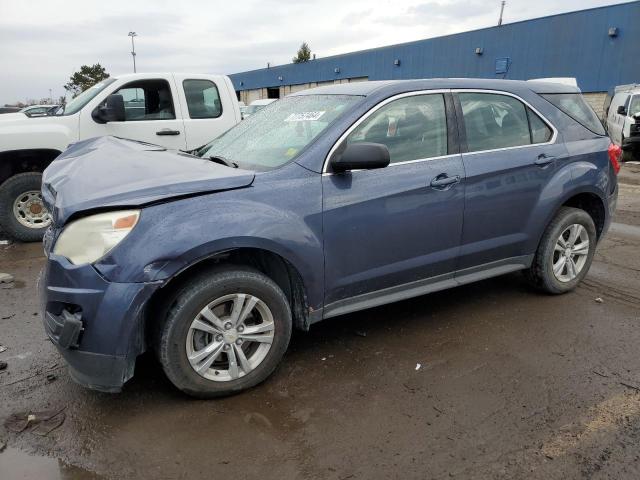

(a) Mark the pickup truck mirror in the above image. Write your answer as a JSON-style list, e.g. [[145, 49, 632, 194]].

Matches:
[[92, 94, 126, 124], [330, 142, 390, 173], [617, 105, 627, 116]]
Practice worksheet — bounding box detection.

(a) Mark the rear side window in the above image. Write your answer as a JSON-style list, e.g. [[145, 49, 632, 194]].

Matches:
[[459, 92, 552, 152], [183, 79, 222, 119], [541, 93, 606, 136]]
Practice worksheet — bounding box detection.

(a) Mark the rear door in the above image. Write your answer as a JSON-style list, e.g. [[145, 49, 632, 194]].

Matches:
[[454, 90, 567, 272], [175, 74, 240, 150], [322, 91, 465, 314]]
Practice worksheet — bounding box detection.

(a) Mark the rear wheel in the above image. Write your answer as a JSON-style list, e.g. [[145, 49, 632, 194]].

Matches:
[[525, 207, 597, 294], [0, 172, 51, 242], [157, 267, 292, 398]]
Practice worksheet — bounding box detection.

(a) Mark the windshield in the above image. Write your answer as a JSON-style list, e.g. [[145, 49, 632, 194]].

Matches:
[[57, 78, 117, 116], [244, 104, 267, 115], [198, 94, 361, 170]]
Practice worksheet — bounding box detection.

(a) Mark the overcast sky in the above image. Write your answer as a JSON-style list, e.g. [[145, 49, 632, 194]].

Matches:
[[0, 0, 633, 105]]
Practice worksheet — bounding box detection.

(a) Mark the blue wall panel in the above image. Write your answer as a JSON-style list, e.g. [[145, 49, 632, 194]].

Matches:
[[229, 2, 640, 93]]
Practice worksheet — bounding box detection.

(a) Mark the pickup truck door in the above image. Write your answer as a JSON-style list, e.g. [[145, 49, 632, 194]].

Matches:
[[84, 76, 187, 150], [173, 74, 241, 150]]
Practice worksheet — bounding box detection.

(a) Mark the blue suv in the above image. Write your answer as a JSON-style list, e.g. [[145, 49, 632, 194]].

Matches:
[[40, 79, 620, 397]]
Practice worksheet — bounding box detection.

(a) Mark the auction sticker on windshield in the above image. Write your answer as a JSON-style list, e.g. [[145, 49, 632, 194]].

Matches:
[[284, 111, 325, 122]]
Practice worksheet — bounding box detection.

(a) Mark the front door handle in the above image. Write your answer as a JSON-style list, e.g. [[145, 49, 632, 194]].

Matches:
[[535, 153, 556, 167], [430, 174, 461, 189], [156, 129, 181, 136]]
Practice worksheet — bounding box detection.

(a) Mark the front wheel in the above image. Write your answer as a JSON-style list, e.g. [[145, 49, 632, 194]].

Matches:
[[0, 172, 51, 242], [157, 267, 292, 398], [525, 207, 597, 294]]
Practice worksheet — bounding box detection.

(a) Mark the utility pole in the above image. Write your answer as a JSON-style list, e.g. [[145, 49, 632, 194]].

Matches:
[[49, 89, 53, 104], [498, 1, 506, 26], [128, 31, 138, 73]]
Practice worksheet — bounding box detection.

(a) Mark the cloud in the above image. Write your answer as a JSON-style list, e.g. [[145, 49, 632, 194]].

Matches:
[[0, 0, 633, 104]]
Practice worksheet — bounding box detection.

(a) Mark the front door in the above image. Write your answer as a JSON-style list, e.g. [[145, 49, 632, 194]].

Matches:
[[322, 92, 465, 315], [104, 78, 186, 150]]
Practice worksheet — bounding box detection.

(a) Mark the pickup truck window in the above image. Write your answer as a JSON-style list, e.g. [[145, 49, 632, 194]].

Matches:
[[184, 79, 222, 119], [114, 79, 176, 121], [198, 94, 361, 171], [57, 78, 116, 116]]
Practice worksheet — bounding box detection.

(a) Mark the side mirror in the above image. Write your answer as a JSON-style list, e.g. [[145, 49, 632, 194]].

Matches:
[[330, 142, 390, 173], [617, 105, 627, 116], [92, 94, 126, 124]]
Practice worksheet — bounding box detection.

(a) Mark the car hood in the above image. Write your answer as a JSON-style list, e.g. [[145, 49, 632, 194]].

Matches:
[[42, 136, 255, 226], [0, 112, 28, 124]]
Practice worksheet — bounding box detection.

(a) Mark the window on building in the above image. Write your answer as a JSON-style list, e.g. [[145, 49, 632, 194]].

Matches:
[[346, 94, 448, 163], [183, 79, 222, 119]]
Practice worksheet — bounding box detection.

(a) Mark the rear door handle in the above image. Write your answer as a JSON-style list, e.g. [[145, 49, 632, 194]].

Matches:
[[430, 174, 461, 189], [535, 154, 556, 166], [156, 129, 181, 136]]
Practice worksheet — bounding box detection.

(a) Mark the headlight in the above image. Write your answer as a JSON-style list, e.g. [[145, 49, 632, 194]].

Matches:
[[53, 210, 140, 265]]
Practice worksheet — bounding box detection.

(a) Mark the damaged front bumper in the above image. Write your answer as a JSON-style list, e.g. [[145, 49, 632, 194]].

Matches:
[[40, 253, 160, 392]]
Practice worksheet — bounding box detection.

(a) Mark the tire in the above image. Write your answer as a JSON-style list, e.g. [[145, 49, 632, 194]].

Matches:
[[157, 267, 292, 398], [0, 172, 51, 242], [525, 207, 597, 294]]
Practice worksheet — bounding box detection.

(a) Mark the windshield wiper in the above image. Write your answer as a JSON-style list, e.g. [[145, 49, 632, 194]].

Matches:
[[207, 155, 238, 168]]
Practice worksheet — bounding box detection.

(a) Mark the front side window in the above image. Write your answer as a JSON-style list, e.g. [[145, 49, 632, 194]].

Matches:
[[198, 94, 361, 171], [346, 94, 447, 163], [459, 92, 534, 152], [629, 95, 640, 117], [114, 79, 176, 121], [184, 79, 222, 119]]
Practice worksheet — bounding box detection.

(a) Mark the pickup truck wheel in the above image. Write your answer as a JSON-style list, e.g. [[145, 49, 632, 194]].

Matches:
[[0, 172, 51, 242], [525, 207, 596, 294], [157, 267, 292, 398]]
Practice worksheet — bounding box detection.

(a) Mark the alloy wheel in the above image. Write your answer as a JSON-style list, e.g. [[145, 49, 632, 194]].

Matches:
[[552, 223, 590, 282], [185, 293, 275, 382]]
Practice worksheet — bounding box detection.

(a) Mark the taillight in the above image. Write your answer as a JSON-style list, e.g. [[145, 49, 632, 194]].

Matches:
[[608, 143, 621, 175]]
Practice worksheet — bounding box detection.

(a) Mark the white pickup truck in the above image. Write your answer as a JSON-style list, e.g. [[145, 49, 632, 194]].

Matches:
[[0, 72, 241, 241]]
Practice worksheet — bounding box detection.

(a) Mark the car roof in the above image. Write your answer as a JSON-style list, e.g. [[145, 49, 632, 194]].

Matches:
[[291, 78, 580, 97]]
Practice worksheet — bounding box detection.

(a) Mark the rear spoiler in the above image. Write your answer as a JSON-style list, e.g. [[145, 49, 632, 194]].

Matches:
[[527, 77, 579, 89]]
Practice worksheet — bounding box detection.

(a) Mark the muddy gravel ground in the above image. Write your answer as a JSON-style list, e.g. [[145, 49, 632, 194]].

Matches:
[[1, 166, 640, 480]]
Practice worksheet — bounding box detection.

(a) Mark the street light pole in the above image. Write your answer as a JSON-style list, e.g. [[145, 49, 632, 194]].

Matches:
[[128, 31, 138, 73]]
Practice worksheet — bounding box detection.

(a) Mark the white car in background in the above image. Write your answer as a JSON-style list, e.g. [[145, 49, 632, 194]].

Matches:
[[605, 84, 640, 159], [20, 104, 60, 117], [243, 98, 277, 118], [0, 72, 241, 242]]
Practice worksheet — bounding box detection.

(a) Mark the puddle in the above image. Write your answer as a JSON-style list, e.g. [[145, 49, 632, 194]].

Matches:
[[0, 447, 104, 479]]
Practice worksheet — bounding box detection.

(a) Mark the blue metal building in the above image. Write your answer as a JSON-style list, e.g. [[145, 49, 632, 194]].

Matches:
[[230, 1, 640, 101]]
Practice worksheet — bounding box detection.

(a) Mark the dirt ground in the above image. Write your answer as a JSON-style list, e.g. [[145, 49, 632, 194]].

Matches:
[[1, 164, 640, 480]]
